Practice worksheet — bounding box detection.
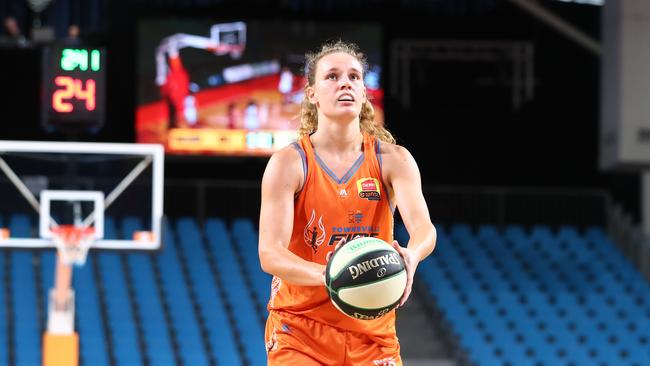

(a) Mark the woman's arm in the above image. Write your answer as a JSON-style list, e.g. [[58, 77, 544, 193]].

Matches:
[[383, 144, 437, 306], [258, 146, 326, 286]]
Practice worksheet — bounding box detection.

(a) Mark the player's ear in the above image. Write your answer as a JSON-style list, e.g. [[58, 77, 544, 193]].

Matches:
[[307, 86, 317, 104]]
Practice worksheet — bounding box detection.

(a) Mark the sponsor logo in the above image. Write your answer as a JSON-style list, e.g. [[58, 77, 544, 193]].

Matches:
[[348, 253, 401, 280], [377, 267, 387, 277], [347, 210, 363, 224], [339, 188, 348, 198], [304, 209, 325, 253], [356, 178, 381, 201]]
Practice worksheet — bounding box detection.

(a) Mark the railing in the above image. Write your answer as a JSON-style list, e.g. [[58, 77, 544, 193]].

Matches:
[[164, 180, 610, 228], [420, 185, 608, 228], [607, 203, 650, 281]]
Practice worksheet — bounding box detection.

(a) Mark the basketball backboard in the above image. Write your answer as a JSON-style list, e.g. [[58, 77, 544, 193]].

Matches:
[[210, 21, 246, 50], [0, 140, 164, 250]]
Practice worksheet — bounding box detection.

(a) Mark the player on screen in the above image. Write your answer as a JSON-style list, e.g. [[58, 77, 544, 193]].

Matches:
[[258, 40, 437, 365], [155, 24, 245, 129]]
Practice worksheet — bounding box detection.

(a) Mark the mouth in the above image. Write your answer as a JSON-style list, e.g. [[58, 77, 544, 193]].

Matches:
[[337, 93, 355, 102]]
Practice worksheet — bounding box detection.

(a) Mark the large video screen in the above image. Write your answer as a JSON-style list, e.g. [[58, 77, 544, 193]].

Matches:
[[136, 18, 383, 156]]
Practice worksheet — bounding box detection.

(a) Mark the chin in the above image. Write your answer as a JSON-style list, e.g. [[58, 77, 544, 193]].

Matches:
[[333, 112, 361, 123], [321, 106, 362, 122], [339, 107, 362, 118]]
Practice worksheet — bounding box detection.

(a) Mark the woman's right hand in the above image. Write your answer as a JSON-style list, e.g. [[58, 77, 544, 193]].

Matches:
[[325, 237, 347, 263]]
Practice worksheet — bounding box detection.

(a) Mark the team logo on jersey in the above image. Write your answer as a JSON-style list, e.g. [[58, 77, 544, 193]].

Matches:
[[357, 178, 381, 201], [348, 210, 363, 224], [304, 209, 326, 253]]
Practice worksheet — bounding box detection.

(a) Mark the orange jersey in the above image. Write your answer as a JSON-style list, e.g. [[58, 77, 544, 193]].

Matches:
[[268, 133, 395, 337]]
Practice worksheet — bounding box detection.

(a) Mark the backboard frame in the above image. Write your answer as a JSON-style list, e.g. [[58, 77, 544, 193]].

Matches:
[[0, 140, 164, 250]]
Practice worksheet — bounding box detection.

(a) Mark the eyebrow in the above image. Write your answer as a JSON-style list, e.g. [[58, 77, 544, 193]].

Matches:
[[324, 67, 362, 74]]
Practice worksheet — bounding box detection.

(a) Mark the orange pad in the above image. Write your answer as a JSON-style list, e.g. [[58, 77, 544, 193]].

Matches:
[[133, 231, 155, 242], [43, 333, 78, 366]]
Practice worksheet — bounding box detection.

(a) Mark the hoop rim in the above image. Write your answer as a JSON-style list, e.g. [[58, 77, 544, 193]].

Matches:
[[52, 225, 95, 266], [51, 224, 96, 235]]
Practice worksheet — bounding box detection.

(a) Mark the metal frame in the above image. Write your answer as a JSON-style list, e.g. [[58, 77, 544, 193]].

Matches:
[[0, 140, 164, 250], [39, 190, 105, 240]]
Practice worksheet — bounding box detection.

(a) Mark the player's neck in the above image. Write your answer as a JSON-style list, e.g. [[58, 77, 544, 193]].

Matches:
[[311, 121, 363, 153]]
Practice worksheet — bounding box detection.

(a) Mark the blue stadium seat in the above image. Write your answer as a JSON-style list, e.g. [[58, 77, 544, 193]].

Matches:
[[97, 217, 143, 366], [156, 222, 211, 366], [420, 223, 650, 366], [230, 218, 272, 318], [205, 218, 266, 366], [123, 216, 176, 366], [175, 217, 243, 366], [9, 214, 41, 366], [5, 214, 647, 366]]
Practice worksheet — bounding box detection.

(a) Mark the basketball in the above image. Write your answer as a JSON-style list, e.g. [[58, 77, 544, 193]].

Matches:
[[325, 237, 407, 320]]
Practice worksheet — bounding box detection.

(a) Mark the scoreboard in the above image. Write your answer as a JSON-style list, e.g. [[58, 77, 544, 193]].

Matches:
[[42, 46, 106, 131]]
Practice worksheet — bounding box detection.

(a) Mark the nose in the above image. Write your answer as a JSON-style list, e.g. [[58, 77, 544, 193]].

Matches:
[[339, 77, 352, 90]]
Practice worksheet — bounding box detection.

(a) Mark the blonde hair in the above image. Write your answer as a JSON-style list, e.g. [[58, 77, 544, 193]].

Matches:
[[297, 40, 395, 144]]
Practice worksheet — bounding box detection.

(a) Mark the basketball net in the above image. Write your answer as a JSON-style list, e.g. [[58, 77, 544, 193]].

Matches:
[[51, 225, 94, 266]]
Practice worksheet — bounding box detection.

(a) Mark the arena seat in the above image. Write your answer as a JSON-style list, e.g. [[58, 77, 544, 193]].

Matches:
[[97, 218, 143, 366], [73, 255, 110, 366], [414, 222, 650, 366], [5, 214, 646, 366], [230, 217, 272, 320], [123, 216, 176, 366], [205, 218, 266, 366], [9, 214, 40, 366], [155, 222, 210, 366], [175, 217, 243, 366]]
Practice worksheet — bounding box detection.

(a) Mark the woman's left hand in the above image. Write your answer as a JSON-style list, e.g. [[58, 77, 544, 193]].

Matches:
[[391, 240, 420, 308]]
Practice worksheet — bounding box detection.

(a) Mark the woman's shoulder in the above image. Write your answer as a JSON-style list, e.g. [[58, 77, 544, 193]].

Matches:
[[262, 142, 306, 190], [271, 141, 305, 165], [377, 139, 411, 160], [376, 139, 420, 181]]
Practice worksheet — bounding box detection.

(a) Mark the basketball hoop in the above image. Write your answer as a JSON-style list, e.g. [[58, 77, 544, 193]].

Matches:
[[51, 225, 94, 266]]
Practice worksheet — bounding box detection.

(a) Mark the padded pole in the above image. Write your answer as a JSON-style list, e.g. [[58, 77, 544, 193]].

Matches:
[[54, 254, 73, 310], [43, 333, 78, 366]]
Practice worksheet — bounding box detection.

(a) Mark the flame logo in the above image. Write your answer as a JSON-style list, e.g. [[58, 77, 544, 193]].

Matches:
[[304, 209, 326, 253]]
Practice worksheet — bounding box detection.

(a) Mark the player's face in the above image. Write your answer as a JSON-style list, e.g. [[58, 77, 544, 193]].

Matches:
[[308, 52, 366, 122]]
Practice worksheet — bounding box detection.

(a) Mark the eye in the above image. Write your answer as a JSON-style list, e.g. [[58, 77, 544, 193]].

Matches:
[[350, 73, 361, 81], [326, 73, 337, 80]]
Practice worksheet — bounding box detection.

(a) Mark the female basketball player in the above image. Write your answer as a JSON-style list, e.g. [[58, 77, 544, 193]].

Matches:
[[258, 40, 436, 366]]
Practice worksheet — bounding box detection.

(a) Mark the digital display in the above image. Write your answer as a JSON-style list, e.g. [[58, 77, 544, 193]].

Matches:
[[42, 46, 106, 130], [136, 18, 383, 156]]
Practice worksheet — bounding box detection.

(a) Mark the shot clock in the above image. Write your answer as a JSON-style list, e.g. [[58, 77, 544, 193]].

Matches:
[[42, 46, 106, 132]]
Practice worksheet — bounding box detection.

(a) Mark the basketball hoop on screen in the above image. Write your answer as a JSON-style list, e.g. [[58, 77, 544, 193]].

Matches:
[[51, 225, 95, 266]]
